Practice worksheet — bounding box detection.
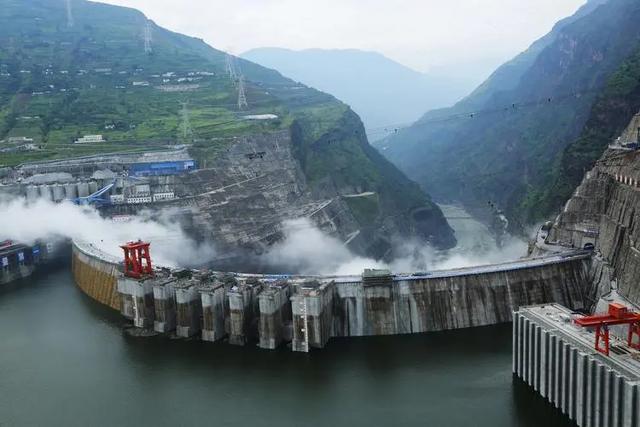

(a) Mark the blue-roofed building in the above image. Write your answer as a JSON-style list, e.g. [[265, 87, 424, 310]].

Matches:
[[129, 160, 197, 177]]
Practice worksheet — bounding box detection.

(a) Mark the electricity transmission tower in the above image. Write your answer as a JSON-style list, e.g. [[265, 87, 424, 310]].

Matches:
[[225, 53, 247, 110], [226, 53, 237, 82], [179, 102, 194, 143], [65, 0, 74, 28], [143, 20, 153, 54], [237, 75, 248, 110]]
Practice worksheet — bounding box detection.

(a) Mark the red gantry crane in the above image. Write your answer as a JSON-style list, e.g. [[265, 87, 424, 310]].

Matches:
[[574, 303, 640, 356], [120, 241, 153, 279]]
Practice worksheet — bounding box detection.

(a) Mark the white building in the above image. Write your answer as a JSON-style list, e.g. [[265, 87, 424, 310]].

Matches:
[[74, 135, 104, 144], [152, 191, 175, 202], [126, 194, 153, 204], [7, 136, 34, 144]]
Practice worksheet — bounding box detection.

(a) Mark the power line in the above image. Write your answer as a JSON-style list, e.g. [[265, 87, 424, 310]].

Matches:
[[223, 54, 250, 110], [179, 101, 194, 143], [180, 87, 601, 137], [143, 20, 153, 54], [367, 90, 600, 138], [9, 90, 601, 153], [225, 53, 237, 83], [4, 87, 606, 151], [232, 57, 249, 111], [237, 75, 248, 111]]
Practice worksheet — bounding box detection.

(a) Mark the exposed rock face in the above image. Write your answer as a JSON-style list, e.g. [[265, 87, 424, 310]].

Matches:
[[103, 127, 454, 265], [184, 131, 331, 251], [549, 117, 640, 307]]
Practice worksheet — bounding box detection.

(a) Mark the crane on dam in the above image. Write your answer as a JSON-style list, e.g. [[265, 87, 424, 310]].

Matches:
[[120, 241, 153, 279], [574, 303, 640, 356]]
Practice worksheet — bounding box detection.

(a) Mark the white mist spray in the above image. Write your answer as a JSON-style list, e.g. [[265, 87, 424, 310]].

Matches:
[[0, 198, 215, 268], [263, 218, 529, 275], [0, 199, 528, 274]]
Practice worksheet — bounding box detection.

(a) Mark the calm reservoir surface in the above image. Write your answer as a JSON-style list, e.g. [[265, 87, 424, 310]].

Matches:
[[0, 269, 574, 427]]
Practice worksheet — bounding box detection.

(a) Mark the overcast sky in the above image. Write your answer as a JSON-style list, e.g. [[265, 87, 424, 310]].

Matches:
[[99, 0, 586, 74]]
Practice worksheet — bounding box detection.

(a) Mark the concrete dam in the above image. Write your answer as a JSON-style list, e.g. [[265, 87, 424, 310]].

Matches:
[[72, 240, 591, 352]]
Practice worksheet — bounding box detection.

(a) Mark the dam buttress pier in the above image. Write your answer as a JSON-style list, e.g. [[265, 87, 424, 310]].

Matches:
[[118, 270, 296, 348], [116, 259, 593, 353], [514, 304, 640, 427]]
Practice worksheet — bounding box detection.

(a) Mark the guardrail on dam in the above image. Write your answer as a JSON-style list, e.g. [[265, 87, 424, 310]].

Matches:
[[71, 240, 592, 351]]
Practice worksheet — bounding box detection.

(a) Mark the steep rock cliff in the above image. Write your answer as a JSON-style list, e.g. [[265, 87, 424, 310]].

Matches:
[[548, 116, 640, 307]]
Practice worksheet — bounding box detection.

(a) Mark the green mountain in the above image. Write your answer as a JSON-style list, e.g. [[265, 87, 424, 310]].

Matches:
[[376, 0, 640, 230], [241, 48, 472, 140], [542, 44, 640, 213], [0, 0, 455, 251]]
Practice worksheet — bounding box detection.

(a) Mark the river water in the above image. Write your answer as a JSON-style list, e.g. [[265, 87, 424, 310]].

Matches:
[[0, 269, 574, 427], [0, 207, 571, 426]]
